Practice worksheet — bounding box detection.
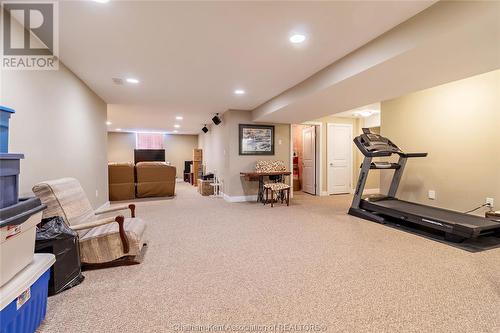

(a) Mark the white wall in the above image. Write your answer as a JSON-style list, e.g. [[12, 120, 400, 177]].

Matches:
[[1, 64, 108, 208], [198, 110, 290, 199], [363, 113, 380, 128], [381, 70, 500, 214]]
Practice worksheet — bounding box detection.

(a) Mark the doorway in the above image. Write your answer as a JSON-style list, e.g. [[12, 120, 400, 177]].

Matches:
[[327, 123, 353, 194], [291, 124, 319, 196], [302, 126, 316, 195]]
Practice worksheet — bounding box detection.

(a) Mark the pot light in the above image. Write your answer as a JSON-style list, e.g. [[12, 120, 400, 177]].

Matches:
[[176, 116, 183, 120], [174, 124, 180, 128], [234, 89, 245, 95], [106, 121, 112, 125], [115, 128, 122, 131], [289, 34, 306, 44], [93, 0, 110, 3], [125, 78, 139, 84]]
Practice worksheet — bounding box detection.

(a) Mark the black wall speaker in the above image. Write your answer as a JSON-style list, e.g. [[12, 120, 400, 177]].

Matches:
[[202, 125, 208, 133], [212, 114, 221, 125]]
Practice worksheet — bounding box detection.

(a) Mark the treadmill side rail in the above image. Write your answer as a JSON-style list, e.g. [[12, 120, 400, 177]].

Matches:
[[348, 208, 385, 224]]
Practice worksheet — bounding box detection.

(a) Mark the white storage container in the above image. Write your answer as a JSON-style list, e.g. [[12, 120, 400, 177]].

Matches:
[[0, 198, 45, 287]]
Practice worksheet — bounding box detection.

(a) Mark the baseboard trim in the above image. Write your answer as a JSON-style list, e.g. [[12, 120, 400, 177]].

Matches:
[[363, 188, 380, 195], [320, 191, 329, 197], [223, 193, 258, 203]]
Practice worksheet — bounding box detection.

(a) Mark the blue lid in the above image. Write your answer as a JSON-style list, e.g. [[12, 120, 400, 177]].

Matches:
[[0, 153, 24, 159], [0, 106, 15, 113]]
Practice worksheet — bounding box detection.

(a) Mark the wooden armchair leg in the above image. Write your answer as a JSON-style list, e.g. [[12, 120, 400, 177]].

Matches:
[[271, 190, 274, 207], [115, 216, 130, 254], [128, 204, 136, 218], [287, 188, 290, 206], [264, 187, 268, 205]]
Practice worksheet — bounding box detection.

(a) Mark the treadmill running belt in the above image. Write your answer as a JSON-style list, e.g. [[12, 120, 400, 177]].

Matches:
[[370, 199, 499, 229]]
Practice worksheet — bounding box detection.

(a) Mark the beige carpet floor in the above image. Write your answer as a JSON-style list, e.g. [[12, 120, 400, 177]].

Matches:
[[38, 182, 500, 333]]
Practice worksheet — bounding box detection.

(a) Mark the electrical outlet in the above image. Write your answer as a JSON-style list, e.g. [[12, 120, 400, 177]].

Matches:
[[95, 190, 99, 198], [486, 197, 494, 206], [428, 190, 436, 200]]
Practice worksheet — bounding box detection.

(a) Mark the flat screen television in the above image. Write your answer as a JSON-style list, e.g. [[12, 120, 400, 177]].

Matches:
[[134, 149, 165, 164]]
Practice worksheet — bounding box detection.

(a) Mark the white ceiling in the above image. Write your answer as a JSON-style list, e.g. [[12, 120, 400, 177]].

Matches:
[[58, 1, 434, 134], [252, 1, 500, 124]]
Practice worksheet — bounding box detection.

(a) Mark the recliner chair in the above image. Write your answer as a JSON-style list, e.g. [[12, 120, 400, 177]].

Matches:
[[135, 162, 176, 198], [33, 178, 147, 266]]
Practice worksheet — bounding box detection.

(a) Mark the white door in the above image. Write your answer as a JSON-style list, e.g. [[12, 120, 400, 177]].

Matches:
[[327, 123, 352, 194], [302, 126, 316, 195]]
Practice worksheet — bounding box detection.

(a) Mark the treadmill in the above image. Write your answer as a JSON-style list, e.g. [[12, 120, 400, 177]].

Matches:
[[348, 128, 500, 242]]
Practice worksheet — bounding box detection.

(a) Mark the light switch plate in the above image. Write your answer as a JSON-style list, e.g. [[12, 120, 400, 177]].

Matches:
[[428, 190, 436, 200]]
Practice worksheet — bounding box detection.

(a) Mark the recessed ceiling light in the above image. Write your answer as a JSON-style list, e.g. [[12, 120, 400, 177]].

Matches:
[[234, 89, 245, 95], [93, 0, 110, 3], [289, 34, 306, 44], [176, 116, 183, 120], [125, 78, 139, 84], [115, 128, 122, 131], [174, 124, 180, 128], [106, 121, 112, 125]]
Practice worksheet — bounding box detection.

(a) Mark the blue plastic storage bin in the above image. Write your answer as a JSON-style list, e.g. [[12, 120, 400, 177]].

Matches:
[[0, 106, 15, 153], [0, 254, 55, 333]]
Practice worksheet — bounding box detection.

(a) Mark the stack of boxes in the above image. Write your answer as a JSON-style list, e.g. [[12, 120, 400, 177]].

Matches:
[[192, 149, 203, 186], [0, 106, 55, 333]]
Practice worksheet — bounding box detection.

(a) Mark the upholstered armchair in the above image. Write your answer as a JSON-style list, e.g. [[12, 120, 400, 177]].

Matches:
[[108, 162, 136, 201], [135, 162, 176, 198], [33, 178, 147, 266]]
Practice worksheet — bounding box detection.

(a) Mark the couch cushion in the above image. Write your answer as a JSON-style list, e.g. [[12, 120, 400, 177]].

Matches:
[[264, 182, 290, 191], [136, 182, 175, 198], [108, 163, 135, 184], [109, 183, 136, 201], [136, 162, 176, 182], [32, 178, 95, 236], [79, 217, 146, 264]]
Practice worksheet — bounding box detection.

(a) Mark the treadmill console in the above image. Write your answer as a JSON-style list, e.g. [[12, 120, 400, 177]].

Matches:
[[354, 128, 402, 157]]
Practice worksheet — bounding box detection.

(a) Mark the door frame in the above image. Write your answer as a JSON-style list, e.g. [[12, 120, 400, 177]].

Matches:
[[290, 122, 323, 197], [327, 123, 353, 195]]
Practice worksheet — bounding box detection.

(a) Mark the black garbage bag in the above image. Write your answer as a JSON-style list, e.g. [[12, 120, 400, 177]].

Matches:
[[35, 216, 85, 296]]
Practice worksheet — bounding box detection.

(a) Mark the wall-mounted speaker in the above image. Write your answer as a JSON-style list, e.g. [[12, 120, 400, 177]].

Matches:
[[212, 113, 221, 125], [202, 125, 208, 133]]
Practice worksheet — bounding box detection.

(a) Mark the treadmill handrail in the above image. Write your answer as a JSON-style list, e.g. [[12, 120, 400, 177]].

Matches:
[[398, 152, 428, 158]]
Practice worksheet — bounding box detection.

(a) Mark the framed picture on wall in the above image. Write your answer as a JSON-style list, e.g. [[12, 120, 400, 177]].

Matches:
[[239, 124, 275, 155]]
